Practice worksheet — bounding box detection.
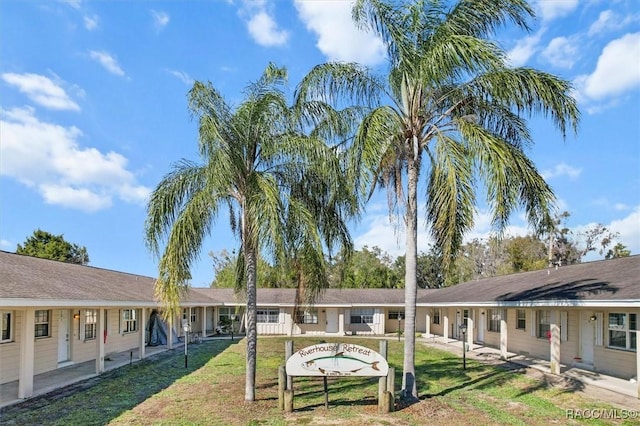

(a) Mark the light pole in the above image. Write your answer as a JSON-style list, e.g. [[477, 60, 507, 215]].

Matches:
[[459, 323, 467, 370], [183, 320, 191, 368]]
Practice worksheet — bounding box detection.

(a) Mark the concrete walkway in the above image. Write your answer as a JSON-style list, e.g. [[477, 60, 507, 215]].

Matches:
[[0, 344, 171, 408], [420, 336, 639, 409]]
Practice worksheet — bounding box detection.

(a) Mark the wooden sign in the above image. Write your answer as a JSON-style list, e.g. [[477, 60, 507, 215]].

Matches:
[[285, 342, 389, 377]]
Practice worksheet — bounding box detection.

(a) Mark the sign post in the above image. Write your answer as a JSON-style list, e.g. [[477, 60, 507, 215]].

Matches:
[[284, 342, 390, 412]]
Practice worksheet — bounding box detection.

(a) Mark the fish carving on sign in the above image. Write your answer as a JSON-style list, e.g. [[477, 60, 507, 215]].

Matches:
[[302, 352, 382, 375], [286, 343, 389, 377]]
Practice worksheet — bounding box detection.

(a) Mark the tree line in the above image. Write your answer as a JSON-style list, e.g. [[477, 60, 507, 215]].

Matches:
[[210, 212, 630, 290]]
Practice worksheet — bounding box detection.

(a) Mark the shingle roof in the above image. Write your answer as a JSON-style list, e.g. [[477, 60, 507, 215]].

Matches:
[[2, 250, 638, 308], [194, 287, 434, 306], [417, 255, 640, 305]]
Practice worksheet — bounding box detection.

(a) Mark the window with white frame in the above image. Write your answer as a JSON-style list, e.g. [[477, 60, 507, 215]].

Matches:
[[35, 310, 51, 338], [182, 308, 197, 323], [350, 308, 374, 324], [295, 309, 318, 324], [257, 308, 279, 323], [432, 308, 441, 325], [488, 309, 501, 332], [516, 309, 526, 330], [1, 311, 13, 343], [608, 312, 637, 351], [84, 310, 97, 340], [537, 310, 550, 338], [388, 310, 405, 320], [121, 309, 138, 333]]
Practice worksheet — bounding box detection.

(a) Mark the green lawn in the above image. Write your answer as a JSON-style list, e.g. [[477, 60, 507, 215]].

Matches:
[[0, 337, 633, 425]]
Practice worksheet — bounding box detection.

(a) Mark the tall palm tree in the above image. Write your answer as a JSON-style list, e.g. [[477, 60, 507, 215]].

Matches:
[[145, 63, 355, 401], [295, 0, 579, 401]]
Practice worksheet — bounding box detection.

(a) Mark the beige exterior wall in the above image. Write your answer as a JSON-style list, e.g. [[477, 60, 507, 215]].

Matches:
[[0, 310, 22, 384]]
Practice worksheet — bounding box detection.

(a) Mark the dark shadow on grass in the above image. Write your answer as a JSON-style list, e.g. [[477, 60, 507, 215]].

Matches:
[[0, 340, 235, 425]]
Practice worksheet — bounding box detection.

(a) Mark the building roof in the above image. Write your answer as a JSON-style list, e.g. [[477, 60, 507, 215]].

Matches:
[[0, 251, 211, 307], [417, 255, 640, 307], [1, 250, 638, 309]]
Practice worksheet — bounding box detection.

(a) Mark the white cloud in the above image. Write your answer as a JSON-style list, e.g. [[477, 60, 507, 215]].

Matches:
[[535, 0, 578, 22], [238, 1, 289, 47], [84, 14, 99, 30], [152, 10, 170, 31], [88, 50, 126, 77], [506, 31, 544, 67], [167, 69, 194, 85], [294, 0, 385, 66], [61, 0, 81, 9], [1, 73, 80, 111], [40, 184, 112, 211], [608, 206, 640, 255], [574, 33, 640, 101], [1, 240, 12, 249], [541, 163, 582, 180], [541, 36, 579, 69], [0, 106, 150, 212], [247, 11, 289, 46], [588, 10, 640, 36]]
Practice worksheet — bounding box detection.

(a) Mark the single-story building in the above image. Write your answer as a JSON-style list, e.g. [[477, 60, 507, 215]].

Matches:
[[1, 250, 638, 400]]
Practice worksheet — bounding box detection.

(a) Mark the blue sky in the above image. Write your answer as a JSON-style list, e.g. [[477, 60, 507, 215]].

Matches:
[[1, 0, 639, 287]]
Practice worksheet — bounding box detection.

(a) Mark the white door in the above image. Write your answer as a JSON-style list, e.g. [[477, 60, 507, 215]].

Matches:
[[477, 310, 485, 343], [58, 310, 70, 363], [326, 308, 338, 333], [580, 311, 595, 364]]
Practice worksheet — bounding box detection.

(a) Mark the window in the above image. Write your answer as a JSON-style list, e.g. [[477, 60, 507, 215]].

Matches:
[[257, 308, 279, 323], [388, 310, 405, 320], [432, 309, 441, 325], [218, 307, 235, 324], [350, 308, 374, 324], [516, 310, 526, 330], [35, 310, 50, 338], [84, 310, 97, 340], [537, 310, 550, 339], [295, 309, 318, 324], [608, 312, 637, 351], [182, 308, 197, 323], [121, 309, 138, 333], [488, 309, 501, 332], [1, 311, 13, 343]]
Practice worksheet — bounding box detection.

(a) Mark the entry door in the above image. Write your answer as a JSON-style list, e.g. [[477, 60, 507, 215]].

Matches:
[[326, 308, 338, 333], [58, 310, 70, 363], [580, 311, 595, 364], [477, 310, 485, 343]]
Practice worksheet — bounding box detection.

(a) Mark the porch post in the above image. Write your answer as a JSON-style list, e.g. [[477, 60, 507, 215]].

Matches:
[[500, 314, 508, 360], [338, 310, 344, 335], [18, 308, 35, 398], [443, 312, 449, 343], [139, 307, 147, 360], [201, 307, 207, 338], [425, 312, 431, 338], [636, 314, 640, 399], [550, 310, 561, 375], [96, 308, 105, 373], [467, 314, 474, 350]]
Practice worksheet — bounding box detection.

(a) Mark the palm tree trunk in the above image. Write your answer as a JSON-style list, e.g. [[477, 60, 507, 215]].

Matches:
[[244, 238, 258, 401], [402, 159, 419, 401]]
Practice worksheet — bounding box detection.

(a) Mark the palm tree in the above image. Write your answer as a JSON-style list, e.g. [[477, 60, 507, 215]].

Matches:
[[295, 0, 579, 401], [145, 63, 355, 401]]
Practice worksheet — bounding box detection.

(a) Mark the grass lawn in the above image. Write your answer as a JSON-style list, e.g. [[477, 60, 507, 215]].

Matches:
[[0, 337, 634, 425]]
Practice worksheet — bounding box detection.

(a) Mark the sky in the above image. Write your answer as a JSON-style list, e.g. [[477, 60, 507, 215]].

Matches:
[[1, 0, 639, 287]]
